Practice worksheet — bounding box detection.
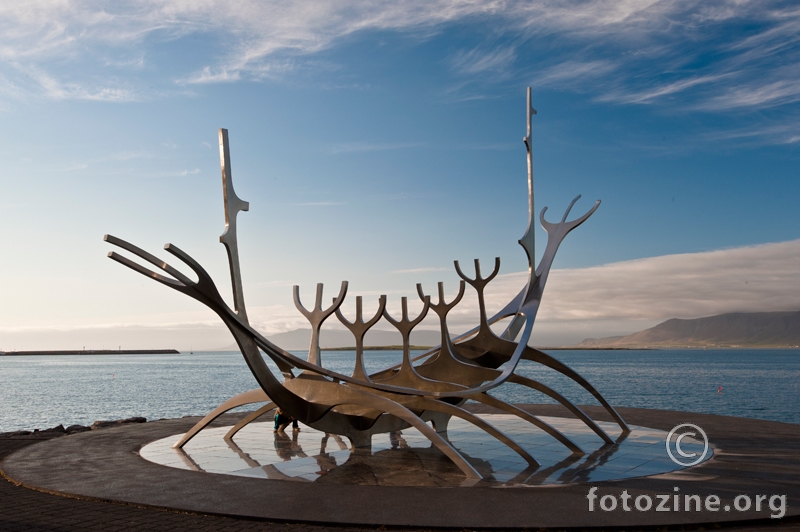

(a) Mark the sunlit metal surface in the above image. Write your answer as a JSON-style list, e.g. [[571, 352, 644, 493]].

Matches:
[[106, 88, 629, 481]]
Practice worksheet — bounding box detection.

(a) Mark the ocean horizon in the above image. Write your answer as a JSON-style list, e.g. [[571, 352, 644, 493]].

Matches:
[[2, 349, 798, 433]]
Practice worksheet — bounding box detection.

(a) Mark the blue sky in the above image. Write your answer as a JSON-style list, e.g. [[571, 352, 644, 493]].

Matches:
[[0, 1, 799, 350]]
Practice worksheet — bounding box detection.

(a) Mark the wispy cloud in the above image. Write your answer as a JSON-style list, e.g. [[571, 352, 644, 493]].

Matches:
[[702, 122, 800, 146], [598, 74, 731, 105], [2, 0, 800, 133], [103, 54, 145, 70], [531, 60, 618, 90], [704, 78, 800, 110], [185, 66, 241, 85], [451, 47, 516, 76], [5, 62, 139, 102]]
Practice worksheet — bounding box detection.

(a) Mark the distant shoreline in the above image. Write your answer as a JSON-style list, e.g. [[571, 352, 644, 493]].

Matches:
[[0, 349, 180, 356]]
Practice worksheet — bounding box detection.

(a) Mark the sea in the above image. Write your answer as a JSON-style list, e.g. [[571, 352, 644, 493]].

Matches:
[[1, 349, 798, 433]]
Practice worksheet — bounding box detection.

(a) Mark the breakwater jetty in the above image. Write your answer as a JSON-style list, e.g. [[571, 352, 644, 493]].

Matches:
[[0, 349, 179, 356]]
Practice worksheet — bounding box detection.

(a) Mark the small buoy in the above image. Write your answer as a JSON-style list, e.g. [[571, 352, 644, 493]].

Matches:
[[717, 386, 722, 394]]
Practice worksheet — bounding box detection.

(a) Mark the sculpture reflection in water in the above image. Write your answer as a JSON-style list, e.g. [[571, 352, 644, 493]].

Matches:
[[106, 87, 629, 482], [146, 415, 675, 487]]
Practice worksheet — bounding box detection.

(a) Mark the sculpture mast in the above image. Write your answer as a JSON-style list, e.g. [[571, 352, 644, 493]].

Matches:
[[518, 87, 537, 272], [218, 128, 250, 322]]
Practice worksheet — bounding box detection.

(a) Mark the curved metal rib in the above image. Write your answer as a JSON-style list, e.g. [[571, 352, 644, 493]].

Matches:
[[521, 347, 629, 433], [403, 396, 539, 467], [225, 402, 276, 441], [173, 388, 269, 448], [507, 374, 613, 444], [456, 326, 628, 435], [468, 392, 583, 455]]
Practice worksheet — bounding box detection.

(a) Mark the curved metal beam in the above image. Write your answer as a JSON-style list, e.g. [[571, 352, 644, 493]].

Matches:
[[403, 396, 539, 468], [224, 402, 276, 441], [521, 347, 630, 433], [467, 392, 584, 455], [507, 374, 613, 444], [173, 388, 269, 449]]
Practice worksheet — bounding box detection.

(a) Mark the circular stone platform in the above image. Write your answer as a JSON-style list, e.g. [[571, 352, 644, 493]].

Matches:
[[2, 405, 799, 529]]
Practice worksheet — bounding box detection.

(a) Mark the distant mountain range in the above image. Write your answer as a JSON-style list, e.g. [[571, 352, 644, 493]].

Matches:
[[578, 311, 800, 348]]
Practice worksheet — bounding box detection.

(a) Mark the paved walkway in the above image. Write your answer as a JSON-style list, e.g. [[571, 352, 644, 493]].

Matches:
[[1, 434, 374, 532], [0, 438, 368, 532], [2, 407, 799, 531]]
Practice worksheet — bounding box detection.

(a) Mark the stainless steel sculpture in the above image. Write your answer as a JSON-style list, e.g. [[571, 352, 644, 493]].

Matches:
[[105, 87, 629, 481]]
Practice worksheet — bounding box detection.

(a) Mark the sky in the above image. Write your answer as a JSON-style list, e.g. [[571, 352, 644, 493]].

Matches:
[[0, 0, 799, 351]]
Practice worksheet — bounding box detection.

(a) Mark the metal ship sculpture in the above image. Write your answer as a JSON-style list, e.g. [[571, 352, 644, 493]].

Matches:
[[105, 88, 629, 481]]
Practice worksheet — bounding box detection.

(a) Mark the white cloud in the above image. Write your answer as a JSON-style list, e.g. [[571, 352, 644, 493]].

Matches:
[[0, 2, 771, 82], [393, 239, 800, 344], [461, 239, 800, 343]]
